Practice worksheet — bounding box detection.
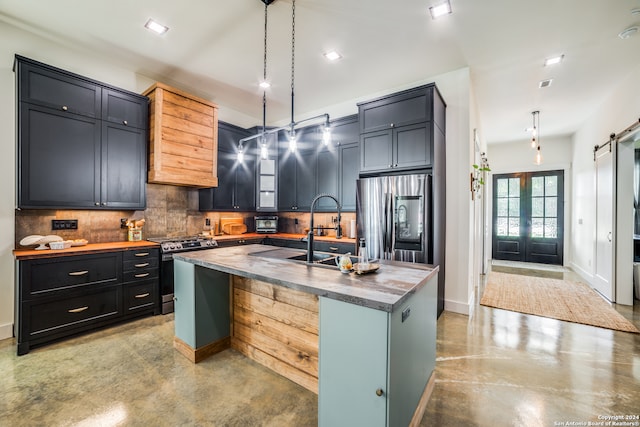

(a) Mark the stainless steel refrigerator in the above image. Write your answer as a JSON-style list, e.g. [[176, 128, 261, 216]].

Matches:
[[356, 174, 432, 264]]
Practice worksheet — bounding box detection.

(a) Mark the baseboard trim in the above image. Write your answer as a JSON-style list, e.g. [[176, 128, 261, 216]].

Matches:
[[173, 336, 230, 364], [570, 262, 594, 285], [409, 372, 436, 427], [444, 299, 469, 315], [0, 323, 13, 341]]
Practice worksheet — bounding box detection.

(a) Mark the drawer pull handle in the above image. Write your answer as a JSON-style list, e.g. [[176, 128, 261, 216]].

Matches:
[[329, 246, 339, 251], [135, 263, 150, 268], [123, 120, 128, 126], [134, 273, 150, 278], [68, 270, 89, 276], [135, 292, 150, 298], [135, 252, 150, 257], [68, 306, 88, 313], [62, 105, 68, 111]]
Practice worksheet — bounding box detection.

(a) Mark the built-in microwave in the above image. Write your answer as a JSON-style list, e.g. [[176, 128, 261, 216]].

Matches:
[[255, 216, 278, 233]]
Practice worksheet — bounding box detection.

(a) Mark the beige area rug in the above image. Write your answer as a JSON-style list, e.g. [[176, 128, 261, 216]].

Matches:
[[481, 271, 640, 334]]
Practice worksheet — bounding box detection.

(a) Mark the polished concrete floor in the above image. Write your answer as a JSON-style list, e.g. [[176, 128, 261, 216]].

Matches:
[[1, 265, 639, 426]]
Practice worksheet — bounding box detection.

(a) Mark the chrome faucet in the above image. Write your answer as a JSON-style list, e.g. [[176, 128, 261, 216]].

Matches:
[[307, 194, 342, 264]]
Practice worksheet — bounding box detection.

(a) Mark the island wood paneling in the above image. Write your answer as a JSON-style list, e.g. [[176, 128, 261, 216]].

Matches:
[[230, 276, 319, 393], [143, 82, 218, 187]]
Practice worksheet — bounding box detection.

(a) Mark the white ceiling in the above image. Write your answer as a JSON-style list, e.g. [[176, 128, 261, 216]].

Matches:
[[1, 0, 639, 144]]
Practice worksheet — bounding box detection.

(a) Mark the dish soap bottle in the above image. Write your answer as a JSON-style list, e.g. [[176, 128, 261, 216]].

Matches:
[[358, 238, 370, 271]]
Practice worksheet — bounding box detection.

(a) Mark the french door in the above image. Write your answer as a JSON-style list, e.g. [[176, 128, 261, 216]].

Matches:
[[492, 170, 564, 265]]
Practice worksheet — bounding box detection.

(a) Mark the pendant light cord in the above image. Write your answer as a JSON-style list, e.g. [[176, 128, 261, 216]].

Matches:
[[262, 1, 268, 135], [290, 0, 296, 127]]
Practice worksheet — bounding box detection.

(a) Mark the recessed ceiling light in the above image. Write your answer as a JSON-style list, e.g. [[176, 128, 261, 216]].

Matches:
[[259, 81, 271, 89], [618, 26, 638, 39], [539, 79, 553, 88], [323, 51, 342, 61], [429, 1, 452, 19], [544, 55, 564, 66], [145, 19, 169, 35]]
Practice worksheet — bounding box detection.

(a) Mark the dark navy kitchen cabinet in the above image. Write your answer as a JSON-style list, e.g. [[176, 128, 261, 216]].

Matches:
[[15, 55, 148, 210], [278, 145, 316, 211], [332, 115, 359, 212], [358, 84, 443, 174], [15, 245, 160, 355], [199, 121, 256, 211], [277, 115, 360, 212], [357, 83, 447, 317]]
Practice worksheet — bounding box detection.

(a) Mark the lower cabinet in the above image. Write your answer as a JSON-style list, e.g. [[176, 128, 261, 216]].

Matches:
[[318, 275, 437, 427], [16, 246, 160, 355]]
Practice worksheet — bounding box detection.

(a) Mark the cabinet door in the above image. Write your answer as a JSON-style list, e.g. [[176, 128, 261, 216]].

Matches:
[[210, 152, 236, 210], [316, 148, 338, 211], [19, 103, 101, 208], [278, 151, 297, 210], [101, 122, 146, 209], [360, 129, 393, 173], [394, 122, 431, 170], [102, 88, 148, 129], [339, 143, 359, 211], [319, 297, 388, 427], [235, 157, 256, 210], [359, 86, 431, 133], [17, 58, 101, 118], [295, 150, 317, 211]]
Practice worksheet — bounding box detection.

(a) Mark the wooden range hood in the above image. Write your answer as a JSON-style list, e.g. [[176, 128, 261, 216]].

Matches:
[[143, 82, 219, 188]]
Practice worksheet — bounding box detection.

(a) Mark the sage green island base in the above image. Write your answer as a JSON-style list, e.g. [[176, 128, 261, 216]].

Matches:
[[173, 244, 438, 427]]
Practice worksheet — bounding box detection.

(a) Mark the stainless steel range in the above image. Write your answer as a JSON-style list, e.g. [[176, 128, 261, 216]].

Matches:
[[147, 235, 218, 314]]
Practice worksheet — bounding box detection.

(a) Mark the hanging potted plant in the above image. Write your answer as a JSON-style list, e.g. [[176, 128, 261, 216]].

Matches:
[[470, 158, 491, 200]]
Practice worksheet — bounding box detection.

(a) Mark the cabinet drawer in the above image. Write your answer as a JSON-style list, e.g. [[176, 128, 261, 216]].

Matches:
[[315, 241, 356, 254], [18, 59, 100, 118], [28, 286, 122, 336], [123, 257, 159, 271], [123, 268, 158, 283], [21, 252, 121, 296], [123, 248, 159, 262], [124, 281, 158, 313]]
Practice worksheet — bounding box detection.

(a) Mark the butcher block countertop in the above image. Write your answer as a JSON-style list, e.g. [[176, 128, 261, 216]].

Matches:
[[13, 241, 160, 260], [174, 244, 438, 313]]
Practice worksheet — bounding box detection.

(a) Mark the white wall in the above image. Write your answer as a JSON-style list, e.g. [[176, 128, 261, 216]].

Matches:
[[570, 63, 640, 303], [487, 136, 574, 266], [0, 20, 476, 339]]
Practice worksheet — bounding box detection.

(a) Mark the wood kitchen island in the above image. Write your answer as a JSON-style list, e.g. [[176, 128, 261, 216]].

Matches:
[[173, 244, 438, 427]]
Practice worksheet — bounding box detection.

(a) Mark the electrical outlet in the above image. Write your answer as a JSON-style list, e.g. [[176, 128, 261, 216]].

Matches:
[[294, 218, 299, 225], [52, 219, 78, 230], [120, 218, 128, 229]]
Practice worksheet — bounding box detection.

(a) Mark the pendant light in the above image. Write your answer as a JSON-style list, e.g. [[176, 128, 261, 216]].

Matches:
[[530, 110, 539, 149], [531, 110, 543, 165], [237, 0, 332, 156]]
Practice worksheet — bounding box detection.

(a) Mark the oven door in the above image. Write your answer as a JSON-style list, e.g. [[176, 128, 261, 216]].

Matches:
[[159, 254, 174, 314]]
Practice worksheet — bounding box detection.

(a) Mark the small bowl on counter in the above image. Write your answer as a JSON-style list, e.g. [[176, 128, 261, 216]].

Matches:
[[49, 240, 73, 250]]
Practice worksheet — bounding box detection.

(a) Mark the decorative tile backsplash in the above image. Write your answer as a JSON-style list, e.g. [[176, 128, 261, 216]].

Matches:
[[14, 183, 356, 248]]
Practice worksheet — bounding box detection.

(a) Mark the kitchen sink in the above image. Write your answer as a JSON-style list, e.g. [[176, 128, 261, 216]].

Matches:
[[249, 248, 355, 269]]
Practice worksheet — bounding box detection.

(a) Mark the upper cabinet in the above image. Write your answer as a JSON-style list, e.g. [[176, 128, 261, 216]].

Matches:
[[143, 83, 219, 188], [358, 84, 444, 174], [15, 55, 147, 210], [199, 122, 256, 212], [276, 115, 359, 212]]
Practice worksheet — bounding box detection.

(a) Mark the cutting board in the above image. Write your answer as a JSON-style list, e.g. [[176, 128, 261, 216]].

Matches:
[[220, 218, 247, 235]]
